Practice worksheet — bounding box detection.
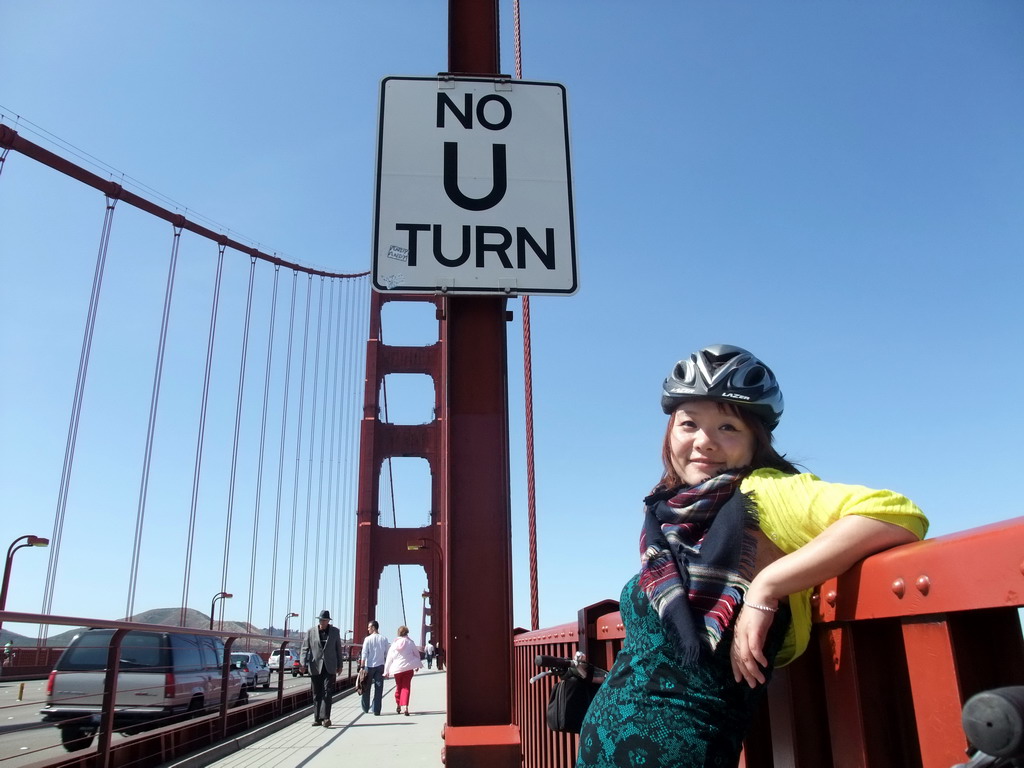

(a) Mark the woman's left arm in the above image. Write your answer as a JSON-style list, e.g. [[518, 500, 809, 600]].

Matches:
[[730, 515, 919, 687]]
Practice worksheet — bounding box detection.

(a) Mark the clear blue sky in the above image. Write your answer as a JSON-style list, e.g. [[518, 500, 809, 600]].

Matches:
[[1, 1, 1022, 638]]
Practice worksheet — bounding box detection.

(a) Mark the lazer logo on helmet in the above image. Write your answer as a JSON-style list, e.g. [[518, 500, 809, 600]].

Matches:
[[720, 393, 751, 400]]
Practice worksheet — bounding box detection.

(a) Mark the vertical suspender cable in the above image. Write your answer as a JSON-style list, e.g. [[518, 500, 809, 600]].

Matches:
[[514, 0, 541, 631], [311, 279, 336, 614], [218, 255, 257, 629], [287, 276, 314, 618], [126, 223, 183, 620], [378, 343, 407, 627], [325, 278, 345, 614], [336, 278, 358, 624], [179, 243, 226, 626], [343, 279, 369, 627], [248, 266, 280, 635], [43, 193, 119, 621], [300, 277, 325, 621], [269, 271, 299, 629]]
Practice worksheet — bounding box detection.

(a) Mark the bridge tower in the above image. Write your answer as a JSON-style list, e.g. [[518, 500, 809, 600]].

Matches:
[[353, 293, 446, 645]]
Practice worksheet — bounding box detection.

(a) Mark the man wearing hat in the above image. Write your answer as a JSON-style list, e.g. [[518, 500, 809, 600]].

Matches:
[[300, 610, 344, 726]]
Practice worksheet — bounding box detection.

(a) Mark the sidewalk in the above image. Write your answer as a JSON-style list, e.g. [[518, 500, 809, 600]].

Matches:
[[171, 668, 447, 768]]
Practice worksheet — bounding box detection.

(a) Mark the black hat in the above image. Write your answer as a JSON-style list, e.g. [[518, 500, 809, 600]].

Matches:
[[318, 610, 332, 621]]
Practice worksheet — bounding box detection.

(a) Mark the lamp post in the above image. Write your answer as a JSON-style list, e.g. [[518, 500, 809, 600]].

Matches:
[[0, 535, 50, 636], [209, 591, 232, 631], [283, 612, 299, 639]]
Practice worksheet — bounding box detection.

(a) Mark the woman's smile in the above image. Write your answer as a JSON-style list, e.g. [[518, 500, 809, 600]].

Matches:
[[669, 400, 755, 485]]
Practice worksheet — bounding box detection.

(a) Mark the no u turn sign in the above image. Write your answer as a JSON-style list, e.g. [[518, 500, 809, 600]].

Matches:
[[372, 76, 578, 295]]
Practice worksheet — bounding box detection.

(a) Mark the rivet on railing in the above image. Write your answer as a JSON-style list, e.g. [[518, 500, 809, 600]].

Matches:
[[825, 590, 837, 607], [891, 579, 905, 598], [915, 575, 931, 595]]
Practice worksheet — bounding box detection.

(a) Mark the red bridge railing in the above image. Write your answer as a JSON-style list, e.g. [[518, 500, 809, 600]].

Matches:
[[513, 517, 1024, 768]]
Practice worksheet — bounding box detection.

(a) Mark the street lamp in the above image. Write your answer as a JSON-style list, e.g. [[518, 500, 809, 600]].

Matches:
[[209, 591, 232, 631], [283, 612, 299, 638], [0, 535, 50, 635]]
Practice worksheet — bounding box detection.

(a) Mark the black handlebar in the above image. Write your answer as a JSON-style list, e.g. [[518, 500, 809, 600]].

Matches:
[[534, 654, 572, 671], [962, 686, 1024, 759]]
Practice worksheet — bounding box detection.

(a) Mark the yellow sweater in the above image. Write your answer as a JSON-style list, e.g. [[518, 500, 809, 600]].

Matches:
[[739, 469, 929, 665]]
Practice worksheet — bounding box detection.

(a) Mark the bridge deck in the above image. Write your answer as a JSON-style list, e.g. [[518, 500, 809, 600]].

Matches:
[[173, 669, 447, 768]]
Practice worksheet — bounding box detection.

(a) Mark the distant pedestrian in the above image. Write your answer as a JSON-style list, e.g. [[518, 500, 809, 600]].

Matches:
[[434, 643, 445, 672], [384, 626, 423, 715], [424, 640, 436, 669], [300, 610, 344, 727], [359, 620, 389, 716]]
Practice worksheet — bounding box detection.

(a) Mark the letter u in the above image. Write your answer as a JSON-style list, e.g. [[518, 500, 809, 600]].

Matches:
[[443, 142, 508, 211]]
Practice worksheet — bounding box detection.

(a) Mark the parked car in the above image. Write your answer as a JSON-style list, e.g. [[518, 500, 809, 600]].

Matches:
[[268, 648, 304, 677], [40, 628, 246, 751], [231, 651, 271, 690]]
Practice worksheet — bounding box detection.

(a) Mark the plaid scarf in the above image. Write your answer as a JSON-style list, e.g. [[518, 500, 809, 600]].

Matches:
[[639, 470, 759, 665]]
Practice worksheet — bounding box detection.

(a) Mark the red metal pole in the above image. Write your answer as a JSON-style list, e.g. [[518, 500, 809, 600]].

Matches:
[[444, 0, 517, 740]]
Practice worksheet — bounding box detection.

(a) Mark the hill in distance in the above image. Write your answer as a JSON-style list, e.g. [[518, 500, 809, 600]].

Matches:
[[5, 608, 294, 647]]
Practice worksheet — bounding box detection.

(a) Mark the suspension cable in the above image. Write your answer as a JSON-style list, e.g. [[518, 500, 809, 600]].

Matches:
[[325, 278, 345, 615], [311, 278, 337, 614], [126, 223, 183, 620], [378, 336, 408, 627], [337, 278, 362, 627], [247, 266, 280, 637], [218, 256, 258, 629], [514, 0, 541, 631], [269, 271, 299, 630], [287, 276, 314, 618], [42, 193, 119, 624], [299, 277, 326, 621], [179, 242, 226, 626]]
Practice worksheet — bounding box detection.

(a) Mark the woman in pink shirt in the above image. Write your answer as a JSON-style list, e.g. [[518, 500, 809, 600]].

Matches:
[[384, 625, 423, 715]]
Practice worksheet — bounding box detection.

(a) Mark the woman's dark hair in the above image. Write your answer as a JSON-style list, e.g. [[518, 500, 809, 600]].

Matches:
[[658, 400, 799, 489]]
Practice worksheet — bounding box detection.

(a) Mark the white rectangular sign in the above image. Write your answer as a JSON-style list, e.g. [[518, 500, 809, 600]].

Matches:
[[372, 76, 577, 295]]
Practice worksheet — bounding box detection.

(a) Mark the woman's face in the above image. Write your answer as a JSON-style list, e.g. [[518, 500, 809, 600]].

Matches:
[[668, 400, 756, 485]]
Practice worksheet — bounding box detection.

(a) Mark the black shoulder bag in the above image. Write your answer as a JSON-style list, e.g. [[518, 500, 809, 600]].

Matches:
[[546, 668, 600, 734]]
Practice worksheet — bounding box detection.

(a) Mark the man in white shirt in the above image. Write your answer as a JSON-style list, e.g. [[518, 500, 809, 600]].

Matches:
[[424, 640, 436, 669], [358, 620, 389, 715]]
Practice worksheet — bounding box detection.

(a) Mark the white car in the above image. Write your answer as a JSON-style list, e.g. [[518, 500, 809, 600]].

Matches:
[[231, 651, 271, 689], [268, 648, 304, 677], [41, 629, 246, 751]]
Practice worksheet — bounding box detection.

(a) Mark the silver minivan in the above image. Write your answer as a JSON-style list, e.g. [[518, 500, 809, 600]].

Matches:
[[40, 628, 246, 751]]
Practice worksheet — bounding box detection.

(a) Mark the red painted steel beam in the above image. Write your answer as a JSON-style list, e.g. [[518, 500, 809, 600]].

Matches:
[[0, 125, 366, 279], [443, 296, 515, 726], [814, 517, 1024, 622], [901, 620, 970, 767], [443, 0, 517, 742]]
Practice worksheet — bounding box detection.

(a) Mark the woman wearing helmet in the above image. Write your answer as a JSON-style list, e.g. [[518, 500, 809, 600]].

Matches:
[[575, 345, 928, 768]]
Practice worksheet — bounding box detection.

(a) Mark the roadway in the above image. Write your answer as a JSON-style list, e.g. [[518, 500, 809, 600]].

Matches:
[[0, 673, 312, 767]]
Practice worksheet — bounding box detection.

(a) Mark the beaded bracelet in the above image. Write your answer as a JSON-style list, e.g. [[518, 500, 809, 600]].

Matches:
[[745, 601, 778, 614]]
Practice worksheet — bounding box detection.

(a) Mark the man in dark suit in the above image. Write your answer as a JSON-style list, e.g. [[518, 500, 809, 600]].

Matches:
[[300, 609, 344, 726]]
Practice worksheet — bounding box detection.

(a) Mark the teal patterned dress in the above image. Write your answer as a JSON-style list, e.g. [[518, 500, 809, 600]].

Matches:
[[575, 574, 790, 768]]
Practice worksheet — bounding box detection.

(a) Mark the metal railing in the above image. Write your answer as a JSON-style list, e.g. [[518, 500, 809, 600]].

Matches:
[[513, 517, 1024, 768], [0, 612, 359, 768]]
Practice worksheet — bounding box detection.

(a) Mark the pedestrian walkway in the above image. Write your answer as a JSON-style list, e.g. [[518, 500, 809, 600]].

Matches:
[[170, 668, 447, 768]]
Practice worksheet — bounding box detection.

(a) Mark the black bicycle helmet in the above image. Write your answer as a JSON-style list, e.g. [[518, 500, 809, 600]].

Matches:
[[661, 344, 784, 430]]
